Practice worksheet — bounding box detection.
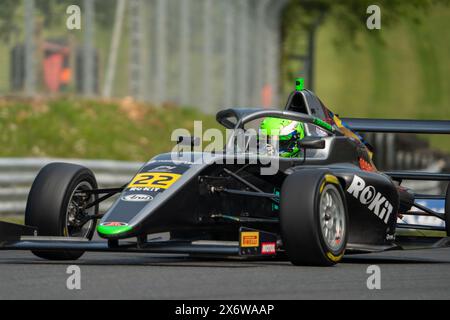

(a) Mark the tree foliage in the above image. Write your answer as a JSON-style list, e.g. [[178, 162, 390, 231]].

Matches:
[[0, 0, 21, 41], [289, 0, 450, 43]]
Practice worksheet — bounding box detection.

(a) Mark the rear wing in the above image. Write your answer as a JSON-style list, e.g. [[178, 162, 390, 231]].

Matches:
[[340, 118, 450, 134], [340, 117, 450, 181], [340, 118, 450, 235]]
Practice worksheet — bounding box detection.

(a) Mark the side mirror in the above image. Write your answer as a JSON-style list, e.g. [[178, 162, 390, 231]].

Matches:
[[297, 137, 326, 150]]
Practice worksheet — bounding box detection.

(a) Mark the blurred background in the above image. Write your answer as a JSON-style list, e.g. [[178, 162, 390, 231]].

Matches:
[[0, 0, 449, 219]]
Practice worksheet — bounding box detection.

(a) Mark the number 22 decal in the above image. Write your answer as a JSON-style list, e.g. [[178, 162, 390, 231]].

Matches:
[[127, 172, 181, 189]]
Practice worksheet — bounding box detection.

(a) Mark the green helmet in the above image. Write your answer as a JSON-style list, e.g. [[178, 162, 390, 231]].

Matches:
[[260, 117, 305, 158]]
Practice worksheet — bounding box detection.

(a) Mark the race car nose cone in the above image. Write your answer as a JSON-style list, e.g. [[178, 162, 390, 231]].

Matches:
[[97, 222, 132, 236]]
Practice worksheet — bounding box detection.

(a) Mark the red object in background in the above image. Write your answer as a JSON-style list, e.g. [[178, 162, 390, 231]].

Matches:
[[42, 41, 71, 93], [60, 67, 71, 84], [262, 85, 273, 108], [43, 53, 63, 93]]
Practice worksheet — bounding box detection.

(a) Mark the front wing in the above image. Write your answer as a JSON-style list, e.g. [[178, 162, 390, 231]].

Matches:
[[0, 222, 279, 257], [1, 220, 450, 258]]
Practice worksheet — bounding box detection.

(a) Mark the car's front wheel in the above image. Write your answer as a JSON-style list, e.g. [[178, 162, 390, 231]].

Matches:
[[280, 170, 348, 266], [25, 163, 99, 260]]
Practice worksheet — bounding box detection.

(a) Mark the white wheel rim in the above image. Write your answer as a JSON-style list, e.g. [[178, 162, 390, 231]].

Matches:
[[319, 184, 346, 252]]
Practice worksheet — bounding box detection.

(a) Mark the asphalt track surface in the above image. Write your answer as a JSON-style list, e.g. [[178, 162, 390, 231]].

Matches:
[[0, 244, 450, 299]]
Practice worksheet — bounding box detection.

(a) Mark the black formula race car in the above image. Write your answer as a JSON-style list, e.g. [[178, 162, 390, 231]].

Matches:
[[1, 90, 450, 266]]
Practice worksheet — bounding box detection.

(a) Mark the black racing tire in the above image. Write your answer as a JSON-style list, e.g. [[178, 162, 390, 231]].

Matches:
[[25, 162, 98, 260], [445, 183, 450, 236], [280, 170, 349, 266]]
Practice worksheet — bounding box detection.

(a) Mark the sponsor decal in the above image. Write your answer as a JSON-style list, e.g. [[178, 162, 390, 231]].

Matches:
[[150, 165, 177, 172], [121, 194, 153, 202], [261, 242, 276, 255], [347, 175, 393, 224], [128, 187, 161, 192], [127, 172, 181, 189], [101, 222, 128, 227], [241, 231, 259, 247], [359, 158, 375, 172]]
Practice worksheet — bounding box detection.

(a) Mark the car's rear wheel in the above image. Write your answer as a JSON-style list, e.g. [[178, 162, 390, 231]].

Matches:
[[25, 163, 98, 260], [280, 170, 348, 266]]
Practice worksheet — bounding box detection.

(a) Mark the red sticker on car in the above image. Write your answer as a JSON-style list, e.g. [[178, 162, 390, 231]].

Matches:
[[101, 222, 128, 227], [261, 242, 276, 255]]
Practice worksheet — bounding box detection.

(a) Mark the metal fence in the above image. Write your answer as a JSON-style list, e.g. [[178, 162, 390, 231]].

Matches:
[[0, 158, 142, 216], [2, 0, 290, 112]]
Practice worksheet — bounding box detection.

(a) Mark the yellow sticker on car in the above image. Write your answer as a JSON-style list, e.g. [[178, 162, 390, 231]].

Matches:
[[127, 172, 181, 189], [241, 231, 259, 247]]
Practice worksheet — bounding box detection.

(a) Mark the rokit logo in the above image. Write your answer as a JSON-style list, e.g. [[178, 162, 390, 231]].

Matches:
[[347, 175, 393, 224], [121, 194, 153, 202], [128, 187, 160, 192]]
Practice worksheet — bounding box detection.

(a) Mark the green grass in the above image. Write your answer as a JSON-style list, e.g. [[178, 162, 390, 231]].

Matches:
[[396, 229, 446, 238], [0, 216, 24, 225], [0, 98, 220, 161]]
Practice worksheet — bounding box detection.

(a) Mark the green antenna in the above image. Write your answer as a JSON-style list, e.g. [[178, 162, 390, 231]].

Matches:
[[295, 78, 304, 91]]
